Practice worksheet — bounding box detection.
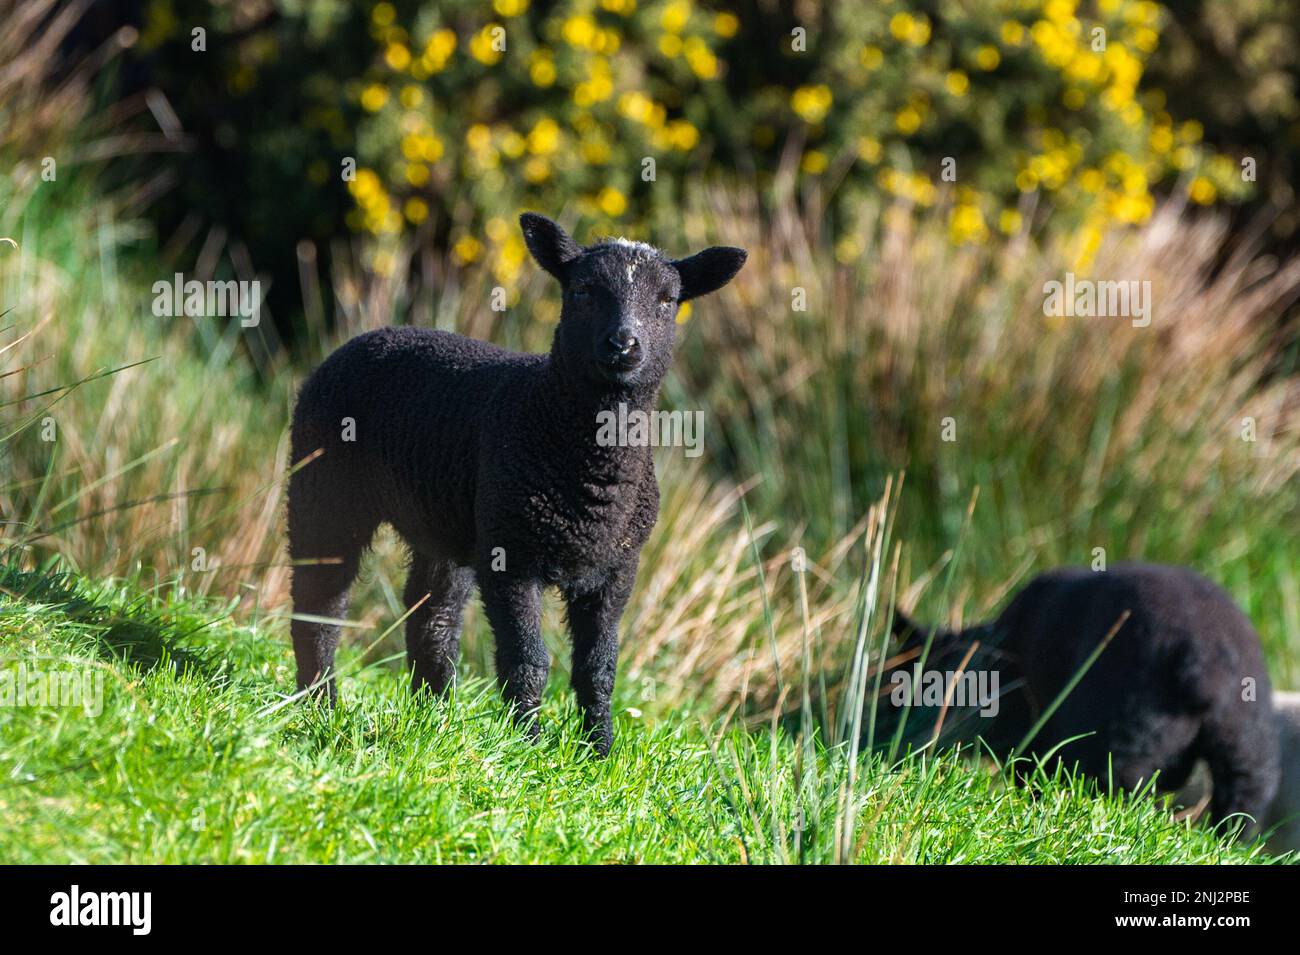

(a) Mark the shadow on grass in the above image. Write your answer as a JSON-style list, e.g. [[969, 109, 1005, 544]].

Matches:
[[0, 561, 222, 683]]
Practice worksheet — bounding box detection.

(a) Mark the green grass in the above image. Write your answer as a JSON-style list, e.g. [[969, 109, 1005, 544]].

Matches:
[[0, 562, 1285, 864]]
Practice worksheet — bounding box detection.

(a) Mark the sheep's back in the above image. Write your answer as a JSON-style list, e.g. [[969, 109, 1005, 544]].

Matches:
[[291, 326, 544, 560], [999, 562, 1272, 722]]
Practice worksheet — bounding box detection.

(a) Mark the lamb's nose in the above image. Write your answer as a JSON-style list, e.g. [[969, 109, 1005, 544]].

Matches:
[[607, 331, 639, 355]]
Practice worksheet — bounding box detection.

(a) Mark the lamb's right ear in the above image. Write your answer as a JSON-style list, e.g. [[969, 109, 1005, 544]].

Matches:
[[520, 213, 582, 280]]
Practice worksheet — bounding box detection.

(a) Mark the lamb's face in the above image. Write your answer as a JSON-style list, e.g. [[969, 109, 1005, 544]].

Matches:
[[560, 241, 680, 387], [519, 213, 747, 390]]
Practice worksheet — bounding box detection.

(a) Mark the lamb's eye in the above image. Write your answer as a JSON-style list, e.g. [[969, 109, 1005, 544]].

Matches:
[[658, 294, 676, 308], [572, 284, 593, 299]]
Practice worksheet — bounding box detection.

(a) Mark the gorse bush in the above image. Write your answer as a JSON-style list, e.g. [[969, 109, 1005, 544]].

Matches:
[[1148, 0, 1300, 245], [130, 0, 1253, 304]]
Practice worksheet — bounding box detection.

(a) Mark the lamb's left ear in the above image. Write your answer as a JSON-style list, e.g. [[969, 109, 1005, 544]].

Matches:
[[520, 212, 582, 280], [672, 246, 747, 301]]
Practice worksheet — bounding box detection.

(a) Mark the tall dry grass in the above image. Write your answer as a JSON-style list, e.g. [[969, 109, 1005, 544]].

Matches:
[[664, 186, 1300, 692]]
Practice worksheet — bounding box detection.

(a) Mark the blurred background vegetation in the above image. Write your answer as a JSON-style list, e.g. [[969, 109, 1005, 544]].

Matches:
[[75, 0, 1300, 325], [2, 0, 1298, 720]]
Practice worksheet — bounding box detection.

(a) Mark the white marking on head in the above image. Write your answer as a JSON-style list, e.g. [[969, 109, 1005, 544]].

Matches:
[[611, 236, 656, 254], [601, 236, 659, 286]]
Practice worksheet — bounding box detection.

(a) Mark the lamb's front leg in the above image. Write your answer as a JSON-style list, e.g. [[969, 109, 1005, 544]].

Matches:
[[565, 563, 636, 757], [478, 573, 548, 741]]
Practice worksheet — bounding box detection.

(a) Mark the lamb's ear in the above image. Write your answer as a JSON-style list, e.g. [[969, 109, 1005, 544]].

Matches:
[[672, 246, 747, 301], [520, 213, 582, 280]]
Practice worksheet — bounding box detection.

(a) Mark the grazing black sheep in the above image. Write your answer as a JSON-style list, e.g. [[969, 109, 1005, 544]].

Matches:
[[891, 562, 1280, 835], [287, 213, 745, 755]]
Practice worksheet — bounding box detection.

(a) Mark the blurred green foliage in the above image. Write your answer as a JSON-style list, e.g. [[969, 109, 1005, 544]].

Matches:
[[129, 0, 1284, 312]]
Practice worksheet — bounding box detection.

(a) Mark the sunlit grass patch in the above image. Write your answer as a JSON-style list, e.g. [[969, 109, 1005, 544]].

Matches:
[[0, 563, 1284, 864]]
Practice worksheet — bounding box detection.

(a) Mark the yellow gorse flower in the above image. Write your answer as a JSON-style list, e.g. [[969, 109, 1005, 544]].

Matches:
[[419, 29, 456, 74], [360, 83, 388, 112], [403, 197, 429, 224], [974, 45, 1000, 70], [661, 0, 691, 34], [801, 150, 828, 174], [683, 36, 718, 79], [527, 117, 560, 155], [889, 12, 931, 46], [857, 137, 882, 163], [949, 203, 988, 243], [597, 186, 627, 216], [791, 85, 832, 123], [384, 42, 411, 71], [1188, 176, 1216, 204], [563, 15, 598, 48], [470, 24, 503, 65], [452, 235, 483, 264], [895, 106, 922, 135]]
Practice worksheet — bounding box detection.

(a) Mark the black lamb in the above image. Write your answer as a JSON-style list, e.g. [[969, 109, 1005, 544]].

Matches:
[[890, 562, 1281, 835], [286, 213, 746, 755]]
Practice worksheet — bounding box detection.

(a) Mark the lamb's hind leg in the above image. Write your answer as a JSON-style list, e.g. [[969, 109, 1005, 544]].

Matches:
[[289, 540, 364, 703], [287, 464, 374, 702], [405, 555, 474, 696]]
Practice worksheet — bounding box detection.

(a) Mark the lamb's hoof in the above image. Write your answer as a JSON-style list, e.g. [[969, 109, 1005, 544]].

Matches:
[[511, 709, 543, 744], [409, 671, 454, 700], [298, 679, 338, 707], [582, 714, 614, 758]]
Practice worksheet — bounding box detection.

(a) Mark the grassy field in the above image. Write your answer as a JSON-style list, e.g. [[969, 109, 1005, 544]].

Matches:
[[0, 562, 1284, 865]]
